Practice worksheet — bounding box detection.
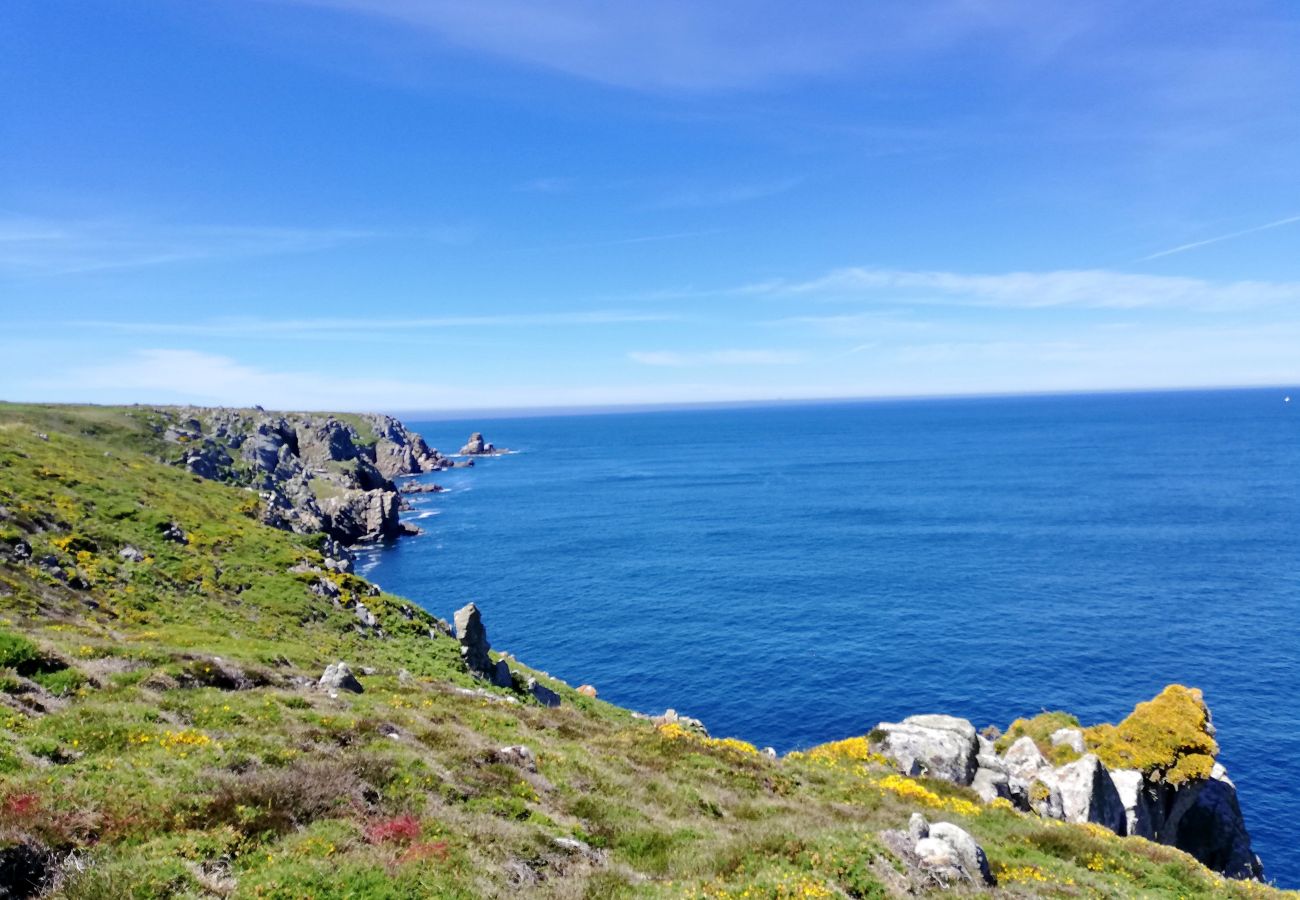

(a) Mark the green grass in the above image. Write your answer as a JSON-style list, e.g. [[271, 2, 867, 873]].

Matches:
[[0, 403, 1293, 899]]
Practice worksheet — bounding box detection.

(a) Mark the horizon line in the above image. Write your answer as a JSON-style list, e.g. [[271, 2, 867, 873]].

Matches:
[[388, 382, 1296, 421]]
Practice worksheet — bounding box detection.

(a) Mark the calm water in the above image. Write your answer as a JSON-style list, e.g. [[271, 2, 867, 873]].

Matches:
[[360, 389, 1300, 886]]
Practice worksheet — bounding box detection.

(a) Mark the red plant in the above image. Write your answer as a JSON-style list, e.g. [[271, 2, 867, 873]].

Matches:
[[1, 793, 40, 819], [365, 813, 421, 845], [399, 841, 450, 865]]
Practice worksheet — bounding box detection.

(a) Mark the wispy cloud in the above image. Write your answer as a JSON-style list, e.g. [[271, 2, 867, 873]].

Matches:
[[1137, 214, 1300, 262], [60, 311, 678, 339], [522, 229, 724, 253], [516, 176, 574, 194], [742, 266, 1300, 311], [628, 349, 802, 367], [0, 216, 472, 276], [644, 177, 804, 210], [270, 0, 1090, 92]]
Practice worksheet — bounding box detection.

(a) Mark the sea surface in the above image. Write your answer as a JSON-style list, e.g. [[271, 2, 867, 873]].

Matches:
[[359, 389, 1300, 887]]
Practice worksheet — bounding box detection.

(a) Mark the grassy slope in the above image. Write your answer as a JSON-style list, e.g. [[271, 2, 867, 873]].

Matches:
[[0, 403, 1291, 899]]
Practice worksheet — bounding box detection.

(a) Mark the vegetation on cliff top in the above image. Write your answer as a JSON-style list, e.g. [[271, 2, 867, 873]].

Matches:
[[1083, 685, 1219, 785], [0, 403, 1290, 898]]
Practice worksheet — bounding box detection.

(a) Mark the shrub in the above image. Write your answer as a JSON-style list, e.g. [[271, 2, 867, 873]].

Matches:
[[1084, 684, 1217, 785], [0, 629, 41, 671], [994, 710, 1080, 757]]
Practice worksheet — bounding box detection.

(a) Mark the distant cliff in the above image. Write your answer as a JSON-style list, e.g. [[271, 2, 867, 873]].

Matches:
[[149, 407, 459, 555]]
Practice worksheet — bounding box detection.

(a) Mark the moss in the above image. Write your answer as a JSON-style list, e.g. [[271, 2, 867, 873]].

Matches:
[[1084, 684, 1217, 785], [994, 709, 1080, 759]]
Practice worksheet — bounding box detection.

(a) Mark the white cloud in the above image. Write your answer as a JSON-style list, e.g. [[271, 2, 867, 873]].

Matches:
[[0, 216, 472, 276], [64, 311, 679, 338], [628, 349, 803, 367], [644, 177, 804, 210], [743, 266, 1300, 310], [270, 0, 1093, 92]]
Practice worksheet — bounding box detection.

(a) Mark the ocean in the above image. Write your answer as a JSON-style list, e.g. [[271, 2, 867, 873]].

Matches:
[[358, 388, 1300, 886]]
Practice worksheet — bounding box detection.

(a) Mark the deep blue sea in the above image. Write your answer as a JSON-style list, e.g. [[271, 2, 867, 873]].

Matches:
[[359, 389, 1300, 887]]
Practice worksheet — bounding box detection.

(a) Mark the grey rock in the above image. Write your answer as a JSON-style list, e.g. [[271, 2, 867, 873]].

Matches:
[[354, 602, 379, 629], [873, 714, 980, 785], [1038, 754, 1126, 833], [318, 661, 363, 694], [1050, 727, 1086, 755], [1165, 764, 1263, 880], [459, 432, 494, 455], [913, 836, 960, 873], [158, 522, 188, 544], [1111, 768, 1159, 839], [118, 545, 145, 563], [908, 812, 930, 842], [929, 822, 995, 885], [652, 708, 709, 736], [1002, 735, 1051, 781], [528, 677, 561, 708], [490, 658, 514, 689], [494, 745, 538, 772], [454, 603, 493, 677]]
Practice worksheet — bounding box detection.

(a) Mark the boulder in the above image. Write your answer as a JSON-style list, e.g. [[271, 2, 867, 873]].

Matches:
[[576, 684, 598, 698], [928, 822, 995, 885], [118, 545, 145, 563], [908, 812, 930, 842], [490, 659, 514, 689], [1050, 727, 1086, 754], [1037, 754, 1126, 833], [493, 745, 538, 772], [873, 714, 980, 785], [454, 603, 494, 677], [319, 661, 363, 694], [1001, 735, 1051, 781], [354, 602, 379, 629], [528, 677, 561, 708], [913, 836, 962, 877]]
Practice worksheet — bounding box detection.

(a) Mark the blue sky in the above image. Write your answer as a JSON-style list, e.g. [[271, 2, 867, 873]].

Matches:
[[3, 0, 1299, 411]]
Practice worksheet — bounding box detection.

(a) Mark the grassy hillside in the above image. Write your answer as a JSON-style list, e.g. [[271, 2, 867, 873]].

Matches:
[[0, 403, 1291, 898]]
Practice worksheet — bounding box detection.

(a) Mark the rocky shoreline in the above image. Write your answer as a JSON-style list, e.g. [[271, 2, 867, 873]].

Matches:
[[151, 407, 496, 567]]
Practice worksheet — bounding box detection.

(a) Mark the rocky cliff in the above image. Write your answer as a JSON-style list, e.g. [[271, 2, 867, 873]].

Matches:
[[153, 408, 453, 554], [869, 686, 1263, 880]]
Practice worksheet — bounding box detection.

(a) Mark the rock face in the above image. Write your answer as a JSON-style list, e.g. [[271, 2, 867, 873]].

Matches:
[[153, 407, 458, 548], [874, 697, 1263, 882], [454, 603, 493, 677], [873, 714, 980, 785], [1037, 754, 1127, 833]]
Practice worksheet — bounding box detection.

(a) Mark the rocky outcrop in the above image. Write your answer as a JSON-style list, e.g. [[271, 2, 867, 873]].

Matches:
[[152, 406, 464, 548], [884, 814, 995, 888], [459, 432, 508, 456], [869, 692, 1263, 881], [320, 490, 401, 544], [454, 602, 494, 677], [452, 603, 561, 708], [1036, 754, 1126, 833], [872, 714, 980, 784]]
